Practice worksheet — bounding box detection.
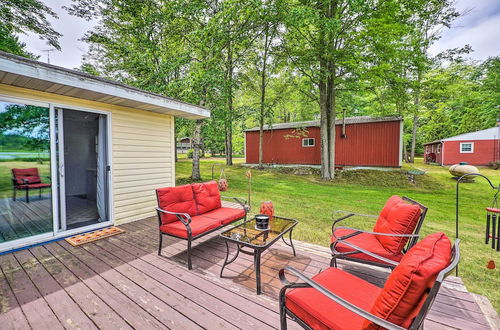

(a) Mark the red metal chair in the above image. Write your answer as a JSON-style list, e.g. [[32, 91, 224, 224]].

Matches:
[[330, 196, 427, 269], [12, 168, 51, 203], [279, 233, 459, 330]]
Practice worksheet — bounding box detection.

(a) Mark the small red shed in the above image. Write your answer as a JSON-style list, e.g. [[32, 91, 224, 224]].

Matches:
[[424, 127, 500, 166], [245, 116, 403, 167]]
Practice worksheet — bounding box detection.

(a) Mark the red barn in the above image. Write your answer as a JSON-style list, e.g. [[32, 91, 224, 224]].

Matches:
[[424, 127, 500, 166], [245, 116, 403, 167]]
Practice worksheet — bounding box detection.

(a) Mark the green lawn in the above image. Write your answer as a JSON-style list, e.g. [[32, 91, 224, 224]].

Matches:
[[176, 157, 500, 312]]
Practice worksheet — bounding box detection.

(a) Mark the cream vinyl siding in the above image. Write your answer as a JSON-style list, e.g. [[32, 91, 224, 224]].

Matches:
[[112, 110, 173, 224], [0, 84, 175, 225]]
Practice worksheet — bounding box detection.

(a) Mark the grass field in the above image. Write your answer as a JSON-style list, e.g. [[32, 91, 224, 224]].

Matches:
[[176, 157, 500, 312]]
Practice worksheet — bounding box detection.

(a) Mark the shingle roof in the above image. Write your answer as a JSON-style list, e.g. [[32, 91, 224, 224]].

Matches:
[[244, 116, 402, 132]]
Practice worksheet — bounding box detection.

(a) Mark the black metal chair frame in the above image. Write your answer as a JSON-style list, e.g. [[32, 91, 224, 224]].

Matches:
[[156, 193, 248, 270], [11, 174, 51, 203], [279, 239, 460, 330], [330, 196, 428, 269]]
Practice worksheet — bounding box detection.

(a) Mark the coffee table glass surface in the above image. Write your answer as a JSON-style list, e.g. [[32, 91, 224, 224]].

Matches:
[[220, 216, 297, 248]]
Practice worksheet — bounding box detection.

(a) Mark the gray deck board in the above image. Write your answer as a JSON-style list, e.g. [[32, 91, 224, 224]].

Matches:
[[0, 216, 496, 329]]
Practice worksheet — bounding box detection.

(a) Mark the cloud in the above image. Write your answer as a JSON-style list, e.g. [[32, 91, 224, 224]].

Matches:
[[430, 0, 500, 60]]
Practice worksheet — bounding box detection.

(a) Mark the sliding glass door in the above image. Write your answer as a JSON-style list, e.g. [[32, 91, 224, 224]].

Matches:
[[0, 99, 53, 243], [0, 98, 111, 251], [56, 108, 110, 231]]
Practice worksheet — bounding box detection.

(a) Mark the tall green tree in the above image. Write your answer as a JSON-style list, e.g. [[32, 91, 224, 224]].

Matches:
[[0, 0, 61, 57]]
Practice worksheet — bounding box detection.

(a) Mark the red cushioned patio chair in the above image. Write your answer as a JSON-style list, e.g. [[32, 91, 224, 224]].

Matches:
[[156, 181, 248, 270], [279, 233, 459, 330], [12, 168, 51, 203], [330, 195, 427, 269]]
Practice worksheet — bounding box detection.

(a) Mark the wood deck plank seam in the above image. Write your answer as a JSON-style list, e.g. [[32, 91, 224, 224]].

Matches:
[[30, 244, 134, 330], [44, 242, 167, 330], [91, 238, 268, 330], [79, 239, 238, 330], [56, 240, 200, 330], [106, 228, 280, 329], [0, 258, 32, 329], [13, 249, 99, 330]]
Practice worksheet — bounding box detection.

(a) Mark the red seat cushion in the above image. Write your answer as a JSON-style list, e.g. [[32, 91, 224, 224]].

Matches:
[[286, 267, 382, 330], [373, 196, 421, 254], [331, 228, 404, 265], [364, 232, 452, 329], [202, 207, 245, 225], [16, 183, 51, 189], [156, 184, 197, 224], [160, 215, 220, 238], [12, 168, 42, 185], [192, 181, 222, 214]]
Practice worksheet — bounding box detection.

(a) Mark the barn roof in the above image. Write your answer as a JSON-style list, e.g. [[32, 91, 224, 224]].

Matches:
[[424, 127, 500, 145], [0, 51, 210, 119], [244, 116, 401, 132]]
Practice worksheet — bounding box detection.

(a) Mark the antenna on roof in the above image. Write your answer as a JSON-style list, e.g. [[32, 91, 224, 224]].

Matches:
[[40, 48, 56, 64]]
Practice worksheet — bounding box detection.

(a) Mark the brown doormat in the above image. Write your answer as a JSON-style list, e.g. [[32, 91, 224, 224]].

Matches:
[[65, 227, 125, 246]]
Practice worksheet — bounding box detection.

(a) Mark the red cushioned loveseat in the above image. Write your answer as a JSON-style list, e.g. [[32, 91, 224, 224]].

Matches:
[[279, 233, 460, 330], [156, 181, 247, 269]]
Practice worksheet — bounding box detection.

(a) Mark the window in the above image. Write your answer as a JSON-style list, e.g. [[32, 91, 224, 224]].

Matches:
[[431, 145, 434, 153], [437, 144, 441, 153], [425, 146, 429, 153], [302, 138, 315, 147], [460, 142, 474, 153]]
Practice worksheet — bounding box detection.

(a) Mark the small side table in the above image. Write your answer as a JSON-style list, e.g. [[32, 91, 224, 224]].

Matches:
[[219, 215, 298, 295]]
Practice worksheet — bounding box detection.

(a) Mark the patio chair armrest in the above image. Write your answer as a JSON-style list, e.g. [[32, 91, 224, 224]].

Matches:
[[331, 239, 399, 266], [156, 207, 192, 225], [336, 226, 420, 238], [221, 196, 249, 213], [331, 210, 377, 232], [279, 267, 405, 330]]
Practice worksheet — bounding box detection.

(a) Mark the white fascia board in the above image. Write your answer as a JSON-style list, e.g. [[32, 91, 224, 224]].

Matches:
[[0, 57, 210, 119]]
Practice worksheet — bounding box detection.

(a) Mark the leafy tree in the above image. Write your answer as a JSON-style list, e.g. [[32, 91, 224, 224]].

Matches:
[[0, 0, 61, 56]]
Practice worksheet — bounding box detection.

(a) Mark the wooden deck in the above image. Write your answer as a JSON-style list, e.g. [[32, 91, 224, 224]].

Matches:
[[0, 195, 99, 242], [0, 216, 497, 329]]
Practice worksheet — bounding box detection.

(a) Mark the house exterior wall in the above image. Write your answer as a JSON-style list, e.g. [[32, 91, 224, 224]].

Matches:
[[245, 120, 401, 167], [442, 140, 496, 166], [0, 83, 174, 225]]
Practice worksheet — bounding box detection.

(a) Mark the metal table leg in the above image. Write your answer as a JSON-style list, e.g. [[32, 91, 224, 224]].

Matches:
[[220, 240, 240, 277], [254, 249, 262, 295], [281, 228, 296, 256]]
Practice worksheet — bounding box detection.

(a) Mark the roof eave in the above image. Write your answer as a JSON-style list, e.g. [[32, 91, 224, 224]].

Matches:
[[0, 52, 210, 119]]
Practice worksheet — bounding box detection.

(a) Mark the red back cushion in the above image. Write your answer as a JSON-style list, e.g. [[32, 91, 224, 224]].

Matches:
[[192, 181, 222, 214], [373, 196, 421, 254], [363, 233, 452, 329], [156, 184, 197, 224], [12, 168, 42, 185]]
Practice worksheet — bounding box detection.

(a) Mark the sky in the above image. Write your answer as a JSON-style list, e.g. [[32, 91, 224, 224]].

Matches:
[[19, 0, 500, 69]]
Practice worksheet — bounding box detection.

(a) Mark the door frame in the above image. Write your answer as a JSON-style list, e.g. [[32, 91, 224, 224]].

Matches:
[[54, 105, 113, 234], [0, 94, 114, 253]]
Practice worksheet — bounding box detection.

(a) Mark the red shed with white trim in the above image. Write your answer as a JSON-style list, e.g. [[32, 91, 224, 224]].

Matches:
[[245, 116, 403, 167], [424, 127, 500, 166]]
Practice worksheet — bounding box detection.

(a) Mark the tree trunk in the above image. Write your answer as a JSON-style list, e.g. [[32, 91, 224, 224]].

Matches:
[[191, 119, 203, 180], [225, 39, 234, 166], [258, 25, 269, 169], [319, 78, 332, 180], [410, 113, 418, 163]]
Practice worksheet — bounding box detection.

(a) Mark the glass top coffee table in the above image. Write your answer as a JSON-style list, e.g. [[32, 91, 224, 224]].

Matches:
[[219, 215, 298, 295]]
